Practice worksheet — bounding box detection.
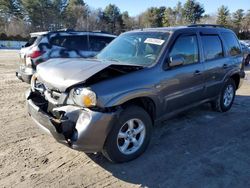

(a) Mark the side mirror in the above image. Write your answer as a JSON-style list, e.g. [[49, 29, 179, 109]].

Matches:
[[169, 55, 184, 67]]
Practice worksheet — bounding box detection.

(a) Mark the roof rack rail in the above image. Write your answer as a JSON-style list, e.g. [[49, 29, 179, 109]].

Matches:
[[48, 29, 115, 35], [56, 28, 75, 32], [92, 30, 113, 34], [188, 24, 224, 28]]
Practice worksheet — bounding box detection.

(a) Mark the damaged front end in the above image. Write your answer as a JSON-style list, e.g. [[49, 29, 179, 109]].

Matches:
[[26, 86, 117, 152], [26, 59, 143, 152]]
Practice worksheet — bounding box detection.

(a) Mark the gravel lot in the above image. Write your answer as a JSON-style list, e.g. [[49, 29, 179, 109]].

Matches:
[[0, 50, 250, 188]]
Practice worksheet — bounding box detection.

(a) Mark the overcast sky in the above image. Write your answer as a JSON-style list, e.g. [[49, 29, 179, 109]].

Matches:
[[84, 0, 249, 16]]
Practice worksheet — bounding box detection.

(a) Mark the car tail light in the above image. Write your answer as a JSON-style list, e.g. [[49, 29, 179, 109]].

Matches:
[[27, 48, 45, 58], [27, 50, 45, 58]]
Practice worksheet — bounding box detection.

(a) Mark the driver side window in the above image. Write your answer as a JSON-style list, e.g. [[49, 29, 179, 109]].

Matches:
[[169, 35, 199, 65]]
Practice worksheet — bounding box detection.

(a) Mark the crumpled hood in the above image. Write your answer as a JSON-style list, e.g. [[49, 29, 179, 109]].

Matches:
[[36, 58, 138, 92], [36, 58, 111, 92]]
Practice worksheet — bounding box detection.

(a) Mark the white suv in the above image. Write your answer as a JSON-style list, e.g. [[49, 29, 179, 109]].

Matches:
[[16, 30, 116, 83]]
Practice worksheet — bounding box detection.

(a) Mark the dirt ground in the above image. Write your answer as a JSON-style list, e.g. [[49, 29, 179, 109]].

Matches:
[[0, 50, 250, 188]]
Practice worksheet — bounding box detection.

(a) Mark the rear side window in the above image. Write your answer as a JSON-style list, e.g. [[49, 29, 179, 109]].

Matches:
[[201, 35, 223, 61], [50, 35, 88, 50], [24, 37, 37, 47], [221, 32, 241, 56], [169, 35, 199, 65], [89, 36, 114, 52], [50, 36, 66, 47]]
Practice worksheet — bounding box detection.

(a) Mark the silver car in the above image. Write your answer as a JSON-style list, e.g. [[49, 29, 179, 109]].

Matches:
[[26, 25, 245, 163]]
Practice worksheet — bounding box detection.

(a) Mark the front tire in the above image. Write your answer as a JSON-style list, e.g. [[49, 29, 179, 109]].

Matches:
[[211, 78, 236, 112], [103, 105, 152, 163]]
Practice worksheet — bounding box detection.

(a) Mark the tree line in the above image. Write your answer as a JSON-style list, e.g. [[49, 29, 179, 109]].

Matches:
[[0, 0, 250, 40]]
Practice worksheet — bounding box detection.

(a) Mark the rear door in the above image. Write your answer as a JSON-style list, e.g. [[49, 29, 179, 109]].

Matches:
[[199, 33, 227, 98], [221, 32, 242, 68]]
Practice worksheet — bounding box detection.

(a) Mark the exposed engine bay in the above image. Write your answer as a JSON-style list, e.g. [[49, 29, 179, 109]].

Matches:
[[84, 64, 143, 86]]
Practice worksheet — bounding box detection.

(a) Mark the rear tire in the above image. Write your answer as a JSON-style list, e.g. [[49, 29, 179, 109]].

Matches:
[[102, 105, 152, 163], [211, 78, 236, 112]]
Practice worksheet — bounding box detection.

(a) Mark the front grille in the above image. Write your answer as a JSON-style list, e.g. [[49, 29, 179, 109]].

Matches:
[[34, 79, 66, 105]]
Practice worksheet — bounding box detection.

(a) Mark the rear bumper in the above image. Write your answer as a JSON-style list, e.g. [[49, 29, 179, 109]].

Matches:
[[16, 66, 34, 83], [26, 90, 117, 153]]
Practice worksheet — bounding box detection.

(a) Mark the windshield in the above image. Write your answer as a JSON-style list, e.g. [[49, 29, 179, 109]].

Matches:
[[97, 32, 169, 66]]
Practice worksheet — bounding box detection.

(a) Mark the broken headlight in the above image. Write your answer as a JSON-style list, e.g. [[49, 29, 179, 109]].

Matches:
[[70, 88, 97, 107]]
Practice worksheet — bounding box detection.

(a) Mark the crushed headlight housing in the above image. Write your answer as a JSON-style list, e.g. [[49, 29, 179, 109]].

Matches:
[[71, 88, 97, 107]]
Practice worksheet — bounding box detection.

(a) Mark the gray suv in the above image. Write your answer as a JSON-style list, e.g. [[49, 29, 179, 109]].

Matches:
[[26, 25, 245, 163]]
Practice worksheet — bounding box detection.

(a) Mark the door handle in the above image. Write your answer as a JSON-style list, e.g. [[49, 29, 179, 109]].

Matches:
[[194, 70, 202, 75], [223, 64, 229, 69]]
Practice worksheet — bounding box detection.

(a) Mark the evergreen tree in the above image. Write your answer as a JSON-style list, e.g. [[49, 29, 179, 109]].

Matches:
[[63, 0, 87, 29], [232, 9, 244, 33], [174, 1, 184, 25], [162, 8, 175, 26], [216, 5, 230, 27], [242, 10, 250, 31], [141, 7, 166, 27], [183, 0, 204, 24], [103, 4, 123, 34], [122, 11, 133, 31], [22, 0, 55, 30], [0, 0, 23, 18]]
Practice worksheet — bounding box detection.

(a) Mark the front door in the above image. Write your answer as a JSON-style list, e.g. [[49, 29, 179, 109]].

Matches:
[[159, 34, 205, 113]]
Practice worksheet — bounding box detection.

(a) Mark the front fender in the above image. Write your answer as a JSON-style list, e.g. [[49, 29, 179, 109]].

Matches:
[[103, 88, 161, 108]]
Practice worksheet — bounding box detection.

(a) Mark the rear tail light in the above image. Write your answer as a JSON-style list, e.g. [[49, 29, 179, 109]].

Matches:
[[27, 50, 45, 58], [26, 48, 46, 67]]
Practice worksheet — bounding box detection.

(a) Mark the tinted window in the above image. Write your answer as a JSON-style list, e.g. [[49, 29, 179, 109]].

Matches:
[[169, 35, 199, 65], [24, 37, 37, 47], [89, 36, 114, 52], [50, 35, 88, 50], [221, 32, 241, 56], [201, 35, 223, 61], [50, 36, 66, 47]]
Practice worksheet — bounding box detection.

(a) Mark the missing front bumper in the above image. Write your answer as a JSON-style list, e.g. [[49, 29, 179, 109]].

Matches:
[[26, 90, 117, 152]]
